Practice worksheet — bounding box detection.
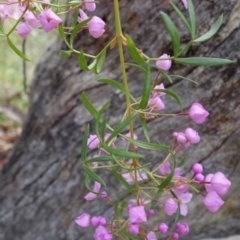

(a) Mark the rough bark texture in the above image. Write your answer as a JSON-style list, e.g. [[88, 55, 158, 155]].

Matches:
[[1, 0, 240, 240]]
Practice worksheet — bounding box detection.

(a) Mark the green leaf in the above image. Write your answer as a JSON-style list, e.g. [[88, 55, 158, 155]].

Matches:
[[71, 8, 79, 28], [154, 89, 183, 111], [175, 57, 233, 66], [125, 34, 146, 64], [58, 23, 66, 41], [83, 164, 106, 186], [125, 62, 146, 73], [97, 78, 136, 101], [158, 166, 175, 190], [100, 117, 108, 141], [177, 157, 187, 167], [7, 37, 30, 61], [81, 92, 98, 119], [165, 73, 173, 83], [169, 74, 198, 85], [78, 51, 89, 70], [59, 50, 72, 59], [103, 146, 143, 159], [88, 59, 97, 70], [139, 63, 151, 109], [96, 49, 107, 73], [122, 136, 169, 151], [140, 116, 150, 142], [170, 1, 191, 35], [194, 14, 223, 42], [70, 18, 91, 46], [150, 189, 163, 209], [106, 114, 135, 144], [112, 168, 133, 191], [123, 233, 143, 240], [160, 12, 180, 56], [188, 0, 196, 38], [84, 175, 92, 192], [85, 156, 116, 163], [81, 125, 89, 161]]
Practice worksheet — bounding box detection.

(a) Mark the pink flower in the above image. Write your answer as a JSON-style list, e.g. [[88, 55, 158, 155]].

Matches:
[[88, 16, 105, 38], [75, 213, 91, 227], [158, 161, 171, 175], [25, 11, 39, 28], [172, 232, 179, 239], [156, 54, 172, 71], [211, 172, 231, 197], [128, 223, 140, 235], [189, 103, 209, 124], [87, 134, 100, 149], [203, 191, 224, 213], [94, 225, 112, 240], [3, 0, 22, 20], [78, 9, 88, 22], [129, 206, 147, 223], [184, 128, 200, 144], [84, 181, 101, 201], [148, 209, 155, 216], [17, 22, 31, 39], [192, 163, 203, 174], [174, 192, 193, 216], [148, 97, 165, 111], [181, 0, 188, 9], [194, 173, 205, 182], [205, 174, 214, 192], [0, 5, 8, 24], [100, 191, 108, 199], [145, 232, 157, 240], [83, 0, 96, 11], [176, 222, 189, 235], [153, 83, 166, 97], [158, 223, 168, 234], [39, 8, 62, 32], [122, 170, 148, 183], [173, 132, 190, 147], [164, 198, 178, 216]]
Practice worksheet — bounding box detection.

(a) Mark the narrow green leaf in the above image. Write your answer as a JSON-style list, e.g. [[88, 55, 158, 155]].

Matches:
[[98, 78, 136, 102], [194, 14, 223, 42], [106, 114, 136, 144], [177, 157, 187, 167], [59, 50, 72, 59], [165, 73, 173, 83], [139, 63, 151, 109], [150, 189, 163, 209], [123, 233, 143, 240], [84, 175, 92, 192], [122, 136, 169, 151], [81, 125, 89, 161], [125, 34, 146, 64], [170, 2, 191, 35], [140, 116, 150, 142], [58, 23, 66, 41], [175, 57, 233, 66], [85, 156, 116, 163], [103, 146, 143, 159], [154, 89, 183, 111], [125, 62, 146, 73], [112, 169, 133, 191], [83, 164, 106, 186], [158, 168, 175, 190], [96, 49, 106, 73], [169, 74, 198, 85], [78, 51, 89, 70], [71, 8, 79, 28], [160, 12, 180, 56], [188, 0, 196, 38], [70, 18, 91, 46], [81, 92, 98, 119], [88, 59, 97, 70], [100, 117, 108, 141], [7, 38, 29, 61]]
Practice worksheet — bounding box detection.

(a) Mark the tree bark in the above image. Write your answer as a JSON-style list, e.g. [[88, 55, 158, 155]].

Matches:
[[1, 1, 240, 239]]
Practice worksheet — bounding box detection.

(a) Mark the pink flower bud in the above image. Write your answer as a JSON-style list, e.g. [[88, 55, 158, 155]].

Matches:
[[25, 11, 39, 28], [192, 163, 203, 174], [148, 97, 165, 111], [211, 172, 231, 196], [91, 216, 100, 226], [181, 0, 188, 9], [129, 206, 147, 223], [153, 83, 166, 97], [184, 128, 200, 144], [203, 191, 224, 212], [128, 223, 140, 235], [78, 9, 88, 22], [148, 209, 155, 216], [83, 0, 96, 11], [88, 16, 105, 38], [158, 223, 168, 234], [164, 198, 178, 216], [156, 54, 172, 71], [205, 174, 214, 192], [189, 103, 209, 124], [94, 226, 112, 240], [87, 134, 100, 149], [172, 232, 179, 239], [100, 191, 108, 199], [194, 173, 205, 182], [176, 222, 189, 235], [17, 22, 31, 39], [75, 213, 91, 227], [99, 217, 107, 226], [145, 232, 157, 240]]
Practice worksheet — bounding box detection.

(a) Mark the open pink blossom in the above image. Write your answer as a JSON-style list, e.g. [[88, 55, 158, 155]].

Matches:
[[189, 103, 209, 124], [148, 96, 165, 111], [88, 16, 105, 38], [39, 8, 62, 32], [17, 22, 31, 39], [181, 0, 188, 9], [156, 54, 172, 71], [25, 11, 39, 28], [184, 128, 200, 144], [84, 181, 101, 201], [145, 232, 157, 240], [83, 0, 96, 11], [203, 191, 224, 212], [3, 0, 22, 20], [164, 198, 178, 216], [158, 161, 171, 175], [94, 225, 112, 240], [75, 213, 91, 227], [205, 174, 214, 192], [174, 192, 193, 216], [129, 223, 140, 235], [153, 83, 166, 98], [78, 9, 88, 22], [211, 172, 231, 196], [87, 134, 100, 149], [129, 205, 147, 223], [122, 170, 147, 183]]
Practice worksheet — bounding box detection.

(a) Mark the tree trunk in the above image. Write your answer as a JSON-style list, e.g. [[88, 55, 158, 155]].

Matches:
[[1, 1, 240, 239]]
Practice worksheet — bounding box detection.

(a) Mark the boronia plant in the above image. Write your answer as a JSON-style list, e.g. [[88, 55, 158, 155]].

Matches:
[[0, 0, 233, 239]]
